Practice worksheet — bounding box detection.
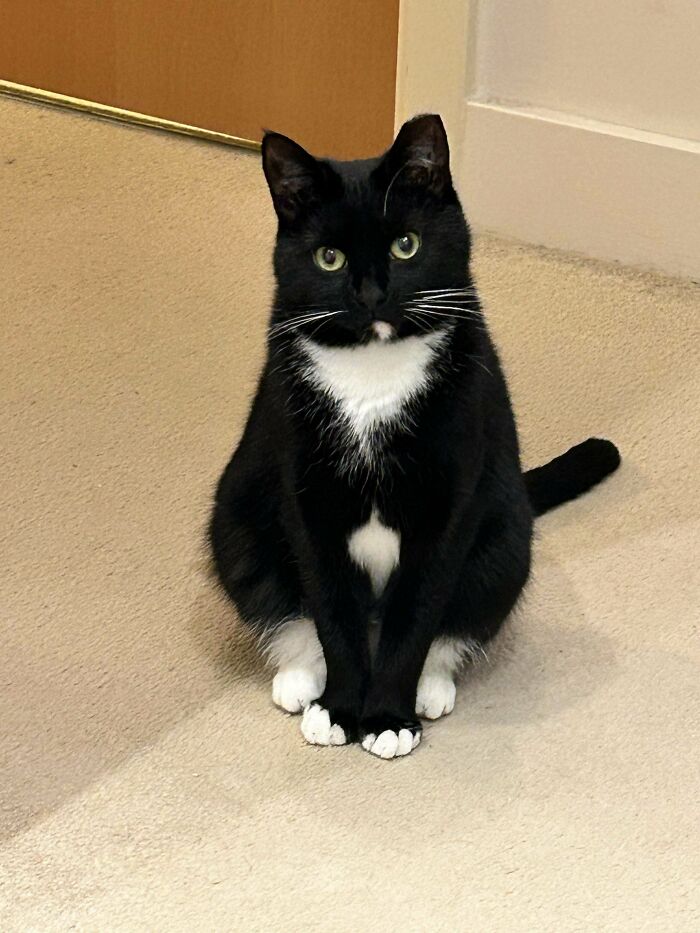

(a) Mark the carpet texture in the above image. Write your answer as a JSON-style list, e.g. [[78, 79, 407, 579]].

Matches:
[[1, 96, 698, 931]]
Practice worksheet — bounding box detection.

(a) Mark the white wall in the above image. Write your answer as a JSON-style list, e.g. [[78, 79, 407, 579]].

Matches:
[[471, 0, 700, 142], [457, 0, 700, 278], [396, 0, 700, 278]]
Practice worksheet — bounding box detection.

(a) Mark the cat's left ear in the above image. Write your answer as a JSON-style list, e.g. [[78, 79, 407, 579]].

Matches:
[[375, 114, 451, 198], [262, 132, 338, 225]]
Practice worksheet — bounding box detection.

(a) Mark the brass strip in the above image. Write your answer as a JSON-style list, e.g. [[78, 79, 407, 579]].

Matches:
[[0, 79, 261, 151]]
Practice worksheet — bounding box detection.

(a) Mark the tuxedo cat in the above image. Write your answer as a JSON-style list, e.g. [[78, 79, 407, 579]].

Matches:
[[210, 114, 620, 759]]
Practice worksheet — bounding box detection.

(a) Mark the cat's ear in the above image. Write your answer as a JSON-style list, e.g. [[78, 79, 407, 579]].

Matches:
[[376, 114, 451, 199], [262, 132, 337, 225]]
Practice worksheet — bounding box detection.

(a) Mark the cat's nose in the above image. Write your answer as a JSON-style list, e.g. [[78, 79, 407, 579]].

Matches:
[[356, 279, 385, 311]]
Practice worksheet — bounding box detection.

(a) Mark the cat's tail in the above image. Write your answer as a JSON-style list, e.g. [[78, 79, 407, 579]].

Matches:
[[524, 438, 621, 517]]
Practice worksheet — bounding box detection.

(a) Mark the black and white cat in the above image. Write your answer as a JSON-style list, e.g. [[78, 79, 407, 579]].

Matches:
[[210, 114, 620, 759]]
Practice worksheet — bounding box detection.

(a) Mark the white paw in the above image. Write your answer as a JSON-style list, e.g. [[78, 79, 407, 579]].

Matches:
[[361, 729, 420, 759], [272, 668, 324, 714], [301, 704, 347, 746], [415, 674, 456, 720]]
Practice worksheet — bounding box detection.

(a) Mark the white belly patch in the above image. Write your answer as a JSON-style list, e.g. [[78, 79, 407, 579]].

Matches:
[[298, 331, 448, 458], [347, 509, 400, 596]]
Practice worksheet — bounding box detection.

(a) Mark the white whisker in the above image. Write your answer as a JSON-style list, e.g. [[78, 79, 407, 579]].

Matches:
[[269, 310, 343, 339], [416, 297, 475, 305], [405, 313, 430, 334], [414, 286, 476, 291], [468, 356, 493, 377], [417, 310, 464, 317], [409, 313, 467, 327], [408, 308, 465, 319], [406, 305, 480, 318], [270, 311, 329, 331], [414, 288, 478, 298], [270, 309, 341, 330], [307, 315, 340, 340], [415, 289, 475, 295]]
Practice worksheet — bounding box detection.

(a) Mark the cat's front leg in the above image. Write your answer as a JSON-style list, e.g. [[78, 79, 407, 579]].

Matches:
[[299, 568, 372, 747], [359, 572, 435, 759], [300, 622, 369, 746]]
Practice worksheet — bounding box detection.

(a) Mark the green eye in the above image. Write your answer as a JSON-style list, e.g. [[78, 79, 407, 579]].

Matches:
[[390, 232, 421, 260], [314, 246, 346, 271]]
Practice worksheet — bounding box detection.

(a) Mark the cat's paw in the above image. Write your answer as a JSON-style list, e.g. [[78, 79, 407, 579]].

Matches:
[[301, 704, 355, 746], [415, 674, 456, 720], [360, 714, 422, 759], [272, 667, 324, 714]]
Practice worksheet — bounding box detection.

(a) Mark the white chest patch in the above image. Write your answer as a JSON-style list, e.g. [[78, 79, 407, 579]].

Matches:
[[298, 331, 448, 456], [347, 509, 400, 596]]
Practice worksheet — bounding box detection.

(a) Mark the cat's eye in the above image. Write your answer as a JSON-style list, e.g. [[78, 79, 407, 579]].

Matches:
[[390, 232, 421, 260], [314, 246, 346, 272]]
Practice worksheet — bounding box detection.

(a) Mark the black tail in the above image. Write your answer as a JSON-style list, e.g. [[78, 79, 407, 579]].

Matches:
[[525, 438, 621, 517]]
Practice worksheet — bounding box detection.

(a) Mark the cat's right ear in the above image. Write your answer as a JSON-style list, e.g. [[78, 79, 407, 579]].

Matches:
[[262, 133, 334, 225], [374, 114, 452, 202]]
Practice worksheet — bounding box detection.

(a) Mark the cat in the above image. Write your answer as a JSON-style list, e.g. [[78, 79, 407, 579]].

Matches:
[[209, 114, 620, 759]]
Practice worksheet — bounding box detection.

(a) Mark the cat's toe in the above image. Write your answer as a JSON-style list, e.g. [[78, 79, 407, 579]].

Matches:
[[301, 704, 348, 746], [415, 674, 456, 719], [272, 667, 324, 714], [360, 715, 421, 759]]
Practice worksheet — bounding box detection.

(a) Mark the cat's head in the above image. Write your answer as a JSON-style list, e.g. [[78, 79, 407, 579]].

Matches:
[[262, 114, 472, 347]]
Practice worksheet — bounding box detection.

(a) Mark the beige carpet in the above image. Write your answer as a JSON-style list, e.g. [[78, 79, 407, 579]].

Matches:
[[1, 95, 698, 931]]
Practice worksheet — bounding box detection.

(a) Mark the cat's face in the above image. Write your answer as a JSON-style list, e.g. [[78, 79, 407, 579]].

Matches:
[[262, 115, 472, 348]]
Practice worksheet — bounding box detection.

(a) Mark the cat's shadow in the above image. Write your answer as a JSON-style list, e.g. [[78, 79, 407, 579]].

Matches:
[[188, 557, 269, 690], [189, 549, 617, 727], [455, 552, 618, 726]]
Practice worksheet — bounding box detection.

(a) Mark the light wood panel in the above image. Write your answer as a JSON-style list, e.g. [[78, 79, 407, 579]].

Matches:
[[0, 1, 399, 158]]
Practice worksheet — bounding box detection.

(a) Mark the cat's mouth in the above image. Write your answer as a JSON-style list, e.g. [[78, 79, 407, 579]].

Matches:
[[370, 321, 396, 342]]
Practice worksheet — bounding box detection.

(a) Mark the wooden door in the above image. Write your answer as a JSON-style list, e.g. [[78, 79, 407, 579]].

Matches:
[[0, 1, 399, 158]]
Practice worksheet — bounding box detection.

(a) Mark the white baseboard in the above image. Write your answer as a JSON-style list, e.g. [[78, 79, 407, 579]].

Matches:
[[459, 101, 700, 280]]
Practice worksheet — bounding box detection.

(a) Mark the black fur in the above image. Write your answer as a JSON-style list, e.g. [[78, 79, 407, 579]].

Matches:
[[209, 115, 620, 747], [525, 438, 621, 516]]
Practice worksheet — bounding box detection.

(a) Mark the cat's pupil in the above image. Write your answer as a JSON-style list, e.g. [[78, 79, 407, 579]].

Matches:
[[397, 236, 411, 253], [323, 248, 336, 265]]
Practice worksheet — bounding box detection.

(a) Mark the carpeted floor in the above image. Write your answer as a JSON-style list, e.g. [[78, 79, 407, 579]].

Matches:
[[1, 96, 698, 931]]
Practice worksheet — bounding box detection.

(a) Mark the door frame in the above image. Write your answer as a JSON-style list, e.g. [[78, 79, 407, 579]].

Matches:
[[394, 0, 473, 179]]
